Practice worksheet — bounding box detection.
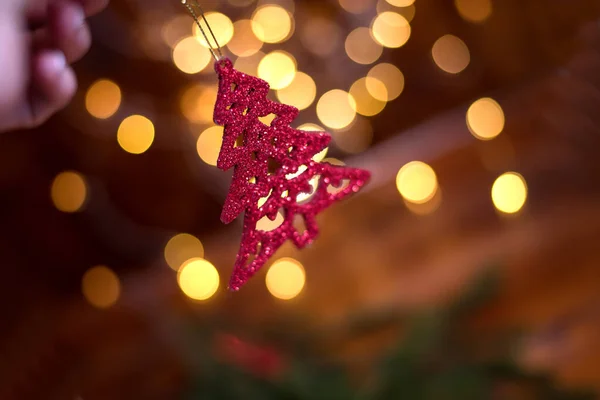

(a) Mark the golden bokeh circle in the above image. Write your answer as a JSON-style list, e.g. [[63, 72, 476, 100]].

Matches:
[[396, 161, 438, 204], [51, 171, 88, 213], [85, 79, 121, 119], [177, 258, 220, 301], [266, 258, 306, 300], [491, 172, 527, 214], [117, 115, 155, 154]]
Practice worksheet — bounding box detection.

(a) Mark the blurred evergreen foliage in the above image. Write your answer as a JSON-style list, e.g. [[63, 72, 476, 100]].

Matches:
[[183, 270, 595, 400]]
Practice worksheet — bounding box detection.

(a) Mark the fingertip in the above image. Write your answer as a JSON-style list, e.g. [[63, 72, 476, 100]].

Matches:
[[29, 50, 77, 126]]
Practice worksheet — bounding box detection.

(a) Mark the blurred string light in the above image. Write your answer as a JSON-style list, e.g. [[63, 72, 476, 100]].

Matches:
[[82, 266, 120, 309], [454, 0, 492, 23], [266, 257, 305, 300], [227, 19, 263, 57], [377, 2, 416, 23], [396, 161, 438, 204], [117, 115, 155, 154], [432, 34, 470, 74], [491, 172, 527, 214], [51, 171, 88, 213], [193, 12, 234, 48], [85, 79, 121, 119], [172, 36, 211, 74], [164, 233, 205, 271], [258, 51, 297, 90], [367, 63, 404, 101], [349, 77, 387, 116], [251, 5, 293, 44], [345, 27, 383, 65], [371, 12, 411, 48], [297, 123, 328, 161], [177, 258, 219, 300], [300, 17, 341, 57], [386, 0, 415, 6], [333, 116, 374, 154], [197, 126, 224, 166], [467, 97, 505, 140], [317, 90, 357, 130], [339, 0, 375, 14], [180, 84, 218, 124], [276, 72, 317, 110]]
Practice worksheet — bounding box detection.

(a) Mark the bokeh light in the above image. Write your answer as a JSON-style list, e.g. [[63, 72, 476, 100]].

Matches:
[[371, 12, 411, 48], [227, 19, 263, 57], [317, 90, 357, 130], [251, 5, 293, 44], [117, 115, 155, 155], [276, 72, 317, 110], [82, 266, 120, 309], [177, 258, 219, 301], [396, 161, 438, 204], [454, 0, 493, 23], [85, 79, 121, 119], [491, 172, 527, 214], [258, 51, 297, 90], [467, 97, 505, 140], [386, 0, 415, 6], [161, 14, 192, 48], [367, 63, 404, 101], [349, 77, 387, 116], [405, 188, 443, 215], [432, 34, 470, 74], [172, 36, 212, 74], [266, 258, 306, 300], [51, 171, 87, 213], [345, 27, 383, 65], [197, 126, 224, 166], [180, 84, 218, 124], [164, 233, 205, 271], [339, 0, 375, 14], [193, 12, 234, 48]]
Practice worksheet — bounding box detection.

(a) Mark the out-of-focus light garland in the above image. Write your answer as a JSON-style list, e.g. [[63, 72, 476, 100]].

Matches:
[[257, 50, 297, 90], [197, 126, 224, 166], [492, 172, 527, 214], [85, 79, 122, 119], [396, 161, 439, 205], [82, 266, 121, 309], [177, 258, 220, 300], [117, 115, 155, 154], [164, 233, 205, 271], [432, 34, 471, 74], [317, 89, 357, 130], [51, 171, 88, 213], [265, 258, 305, 300], [467, 97, 505, 140]]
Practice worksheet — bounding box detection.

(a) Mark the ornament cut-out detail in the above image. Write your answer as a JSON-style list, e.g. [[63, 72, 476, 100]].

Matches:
[[213, 58, 370, 291]]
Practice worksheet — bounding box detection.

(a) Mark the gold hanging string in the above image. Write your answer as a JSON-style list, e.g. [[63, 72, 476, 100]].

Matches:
[[181, 0, 224, 61]]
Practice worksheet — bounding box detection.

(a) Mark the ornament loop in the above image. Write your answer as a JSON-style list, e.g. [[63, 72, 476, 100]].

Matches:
[[181, 0, 224, 62]]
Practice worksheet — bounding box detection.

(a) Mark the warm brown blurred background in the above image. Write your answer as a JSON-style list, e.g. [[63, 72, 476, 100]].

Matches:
[[2, 0, 600, 398]]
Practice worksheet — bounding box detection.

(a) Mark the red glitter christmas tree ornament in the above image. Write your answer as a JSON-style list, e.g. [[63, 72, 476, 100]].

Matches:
[[212, 58, 370, 291]]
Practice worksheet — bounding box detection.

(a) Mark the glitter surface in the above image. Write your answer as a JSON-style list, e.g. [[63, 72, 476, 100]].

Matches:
[[213, 58, 370, 291]]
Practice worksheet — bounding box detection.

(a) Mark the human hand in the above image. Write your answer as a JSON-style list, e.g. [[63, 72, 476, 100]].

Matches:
[[0, 0, 108, 132]]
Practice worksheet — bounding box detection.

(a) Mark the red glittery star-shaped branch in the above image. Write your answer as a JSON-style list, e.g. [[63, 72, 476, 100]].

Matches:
[[212, 58, 370, 291]]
